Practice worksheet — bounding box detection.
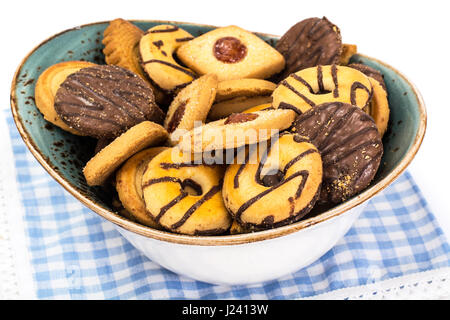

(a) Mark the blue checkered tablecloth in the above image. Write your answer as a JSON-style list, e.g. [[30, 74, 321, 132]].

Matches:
[[4, 114, 450, 299]]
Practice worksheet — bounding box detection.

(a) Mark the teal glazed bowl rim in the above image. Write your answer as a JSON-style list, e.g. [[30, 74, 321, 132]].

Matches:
[[10, 20, 427, 246]]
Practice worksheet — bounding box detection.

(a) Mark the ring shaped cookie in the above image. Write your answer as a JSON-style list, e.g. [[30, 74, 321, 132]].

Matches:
[[83, 121, 168, 186], [35, 61, 96, 135], [272, 65, 373, 115], [116, 147, 168, 229], [223, 133, 322, 230], [139, 25, 197, 92], [141, 148, 231, 235]]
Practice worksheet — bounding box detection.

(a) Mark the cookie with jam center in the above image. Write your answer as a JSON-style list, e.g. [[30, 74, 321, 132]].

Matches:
[[54, 65, 165, 139], [176, 25, 285, 81], [292, 102, 383, 204], [275, 17, 342, 81]]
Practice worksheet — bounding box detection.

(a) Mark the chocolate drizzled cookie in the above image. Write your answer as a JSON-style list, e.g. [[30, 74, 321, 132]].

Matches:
[[54, 65, 165, 139], [275, 17, 342, 81], [293, 102, 383, 204]]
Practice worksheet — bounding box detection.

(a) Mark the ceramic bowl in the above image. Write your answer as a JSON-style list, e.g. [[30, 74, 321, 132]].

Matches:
[[10, 20, 426, 285]]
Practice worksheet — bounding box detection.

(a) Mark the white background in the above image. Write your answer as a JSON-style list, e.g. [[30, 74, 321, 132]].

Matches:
[[1, 0, 449, 296]]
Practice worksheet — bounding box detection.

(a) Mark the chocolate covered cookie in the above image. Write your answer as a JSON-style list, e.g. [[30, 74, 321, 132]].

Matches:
[[275, 17, 342, 81], [54, 65, 165, 139], [292, 102, 383, 204]]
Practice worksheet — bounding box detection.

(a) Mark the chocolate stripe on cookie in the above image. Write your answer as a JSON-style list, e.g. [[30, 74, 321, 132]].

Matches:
[[280, 80, 316, 108], [283, 149, 318, 174], [145, 25, 179, 34], [176, 37, 194, 42], [278, 102, 303, 115], [233, 149, 250, 188], [170, 184, 222, 230], [317, 65, 325, 93], [350, 81, 372, 107], [142, 59, 197, 78], [142, 176, 182, 189], [159, 162, 203, 169], [291, 73, 314, 94], [331, 64, 339, 98], [235, 170, 309, 222], [155, 192, 188, 223]]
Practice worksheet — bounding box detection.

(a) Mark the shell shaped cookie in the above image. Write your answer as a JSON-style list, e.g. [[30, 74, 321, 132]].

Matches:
[[35, 60, 96, 135], [177, 109, 296, 153], [223, 134, 323, 230], [292, 102, 383, 204], [272, 65, 373, 115], [164, 74, 218, 145], [176, 25, 285, 81], [139, 24, 197, 91], [116, 147, 168, 229], [141, 148, 232, 235]]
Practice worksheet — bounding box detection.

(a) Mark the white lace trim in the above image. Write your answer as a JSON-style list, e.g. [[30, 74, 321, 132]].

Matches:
[[304, 267, 450, 300]]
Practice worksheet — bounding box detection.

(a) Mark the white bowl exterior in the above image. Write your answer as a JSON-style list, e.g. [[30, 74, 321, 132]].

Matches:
[[115, 202, 367, 285]]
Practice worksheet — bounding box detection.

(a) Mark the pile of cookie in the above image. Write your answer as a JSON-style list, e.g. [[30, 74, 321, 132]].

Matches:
[[34, 17, 390, 236]]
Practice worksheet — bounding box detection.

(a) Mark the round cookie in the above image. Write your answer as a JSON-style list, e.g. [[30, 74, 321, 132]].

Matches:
[[272, 65, 373, 115], [83, 121, 168, 186], [116, 147, 168, 228], [207, 78, 276, 120], [164, 74, 218, 145], [223, 133, 323, 230], [102, 18, 166, 104], [139, 24, 197, 92], [292, 102, 383, 204], [177, 109, 296, 153], [54, 65, 165, 139], [141, 147, 232, 235], [348, 63, 389, 136], [35, 60, 96, 135], [176, 25, 285, 81], [275, 17, 342, 81]]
